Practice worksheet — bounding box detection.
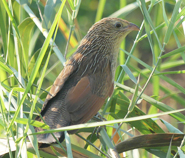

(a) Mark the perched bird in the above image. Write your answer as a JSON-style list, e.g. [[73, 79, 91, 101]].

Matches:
[[35, 17, 139, 145]]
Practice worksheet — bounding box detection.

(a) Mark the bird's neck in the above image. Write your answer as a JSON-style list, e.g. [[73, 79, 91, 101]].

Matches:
[[74, 36, 121, 80]]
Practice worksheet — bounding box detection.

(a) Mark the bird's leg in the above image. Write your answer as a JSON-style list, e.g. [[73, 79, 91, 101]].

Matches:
[[93, 112, 107, 121], [90, 112, 107, 139]]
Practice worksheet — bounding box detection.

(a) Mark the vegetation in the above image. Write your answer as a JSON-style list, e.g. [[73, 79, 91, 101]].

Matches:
[[0, 0, 185, 157]]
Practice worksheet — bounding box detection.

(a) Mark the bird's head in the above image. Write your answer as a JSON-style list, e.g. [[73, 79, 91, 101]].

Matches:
[[75, 18, 139, 63], [87, 18, 139, 41]]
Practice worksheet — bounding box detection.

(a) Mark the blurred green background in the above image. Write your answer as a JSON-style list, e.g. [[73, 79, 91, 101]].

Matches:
[[0, 0, 185, 157]]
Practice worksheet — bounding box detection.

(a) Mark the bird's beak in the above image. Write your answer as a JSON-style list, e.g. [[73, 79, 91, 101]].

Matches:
[[128, 23, 140, 31]]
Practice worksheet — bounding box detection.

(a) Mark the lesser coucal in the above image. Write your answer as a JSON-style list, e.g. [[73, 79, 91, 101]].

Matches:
[[35, 17, 139, 145]]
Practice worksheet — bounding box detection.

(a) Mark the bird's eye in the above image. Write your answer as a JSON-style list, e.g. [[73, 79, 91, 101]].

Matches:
[[115, 22, 122, 28]]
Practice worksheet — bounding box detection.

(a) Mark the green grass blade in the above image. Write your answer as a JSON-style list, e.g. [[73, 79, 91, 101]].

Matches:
[[65, 131, 73, 158], [7, 0, 67, 132], [95, 0, 106, 22], [32, 108, 185, 135], [163, 0, 182, 44]]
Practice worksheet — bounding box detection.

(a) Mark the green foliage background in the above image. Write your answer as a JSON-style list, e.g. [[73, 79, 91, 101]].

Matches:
[[0, 0, 185, 157]]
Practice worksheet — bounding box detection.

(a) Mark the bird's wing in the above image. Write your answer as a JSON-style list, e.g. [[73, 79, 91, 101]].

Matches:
[[41, 60, 77, 112], [66, 75, 114, 125], [35, 60, 78, 143]]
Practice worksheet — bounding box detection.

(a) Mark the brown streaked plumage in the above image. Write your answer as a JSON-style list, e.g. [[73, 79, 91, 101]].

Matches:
[[35, 17, 139, 145]]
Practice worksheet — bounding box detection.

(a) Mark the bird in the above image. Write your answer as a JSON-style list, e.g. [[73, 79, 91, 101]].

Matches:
[[35, 17, 139, 146]]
